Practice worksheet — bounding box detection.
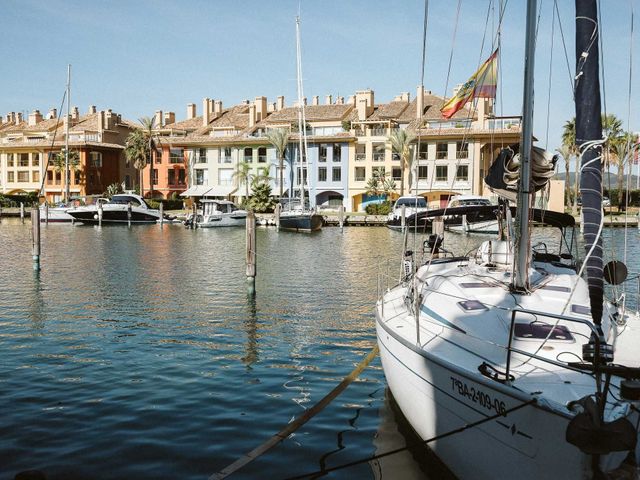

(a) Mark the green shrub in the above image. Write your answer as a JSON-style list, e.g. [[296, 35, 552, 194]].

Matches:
[[365, 201, 392, 215]]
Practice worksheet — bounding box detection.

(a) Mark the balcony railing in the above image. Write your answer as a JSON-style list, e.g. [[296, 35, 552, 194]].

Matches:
[[169, 155, 183, 164], [258, 155, 267, 163], [197, 155, 207, 163], [436, 151, 448, 159], [456, 152, 469, 159], [373, 152, 385, 162], [355, 153, 366, 162]]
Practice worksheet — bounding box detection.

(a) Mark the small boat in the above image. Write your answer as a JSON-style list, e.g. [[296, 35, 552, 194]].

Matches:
[[66, 193, 161, 224], [444, 195, 499, 234], [278, 201, 323, 232], [386, 196, 429, 230], [39, 203, 74, 222], [185, 199, 247, 228]]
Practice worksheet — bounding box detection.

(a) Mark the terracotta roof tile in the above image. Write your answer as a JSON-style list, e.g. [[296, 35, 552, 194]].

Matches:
[[265, 104, 353, 123]]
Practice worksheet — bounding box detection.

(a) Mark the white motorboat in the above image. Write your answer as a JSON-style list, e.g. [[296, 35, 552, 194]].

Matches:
[[375, 1, 640, 479], [39, 203, 74, 222], [386, 196, 429, 230], [444, 195, 498, 234], [66, 193, 161, 224], [186, 200, 247, 228]]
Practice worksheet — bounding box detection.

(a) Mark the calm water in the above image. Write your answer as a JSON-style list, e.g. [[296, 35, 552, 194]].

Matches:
[[1, 219, 638, 479]]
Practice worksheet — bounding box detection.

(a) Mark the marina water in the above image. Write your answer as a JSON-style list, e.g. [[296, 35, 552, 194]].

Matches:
[[1, 219, 637, 479]]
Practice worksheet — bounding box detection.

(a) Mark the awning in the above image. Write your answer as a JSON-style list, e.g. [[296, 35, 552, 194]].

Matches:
[[202, 186, 237, 197], [180, 186, 212, 197]]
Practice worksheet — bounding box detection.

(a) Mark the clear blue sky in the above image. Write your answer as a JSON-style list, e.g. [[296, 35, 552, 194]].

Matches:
[[2, 0, 638, 167]]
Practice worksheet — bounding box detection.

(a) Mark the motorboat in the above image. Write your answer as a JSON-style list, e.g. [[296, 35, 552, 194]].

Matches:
[[39, 202, 74, 222], [66, 193, 161, 224], [386, 196, 429, 230], [444, 195, 498, 234], [184, 200, 247, 228]]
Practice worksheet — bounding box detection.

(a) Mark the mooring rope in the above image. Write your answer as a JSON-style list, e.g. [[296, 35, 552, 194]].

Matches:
[[282, 397, 537, 480], [209, 345, 380, 480]]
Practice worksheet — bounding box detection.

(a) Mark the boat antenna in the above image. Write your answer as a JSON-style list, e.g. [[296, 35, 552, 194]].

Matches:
[[512, 0, 537, 293], [64, 64, 71, 203]]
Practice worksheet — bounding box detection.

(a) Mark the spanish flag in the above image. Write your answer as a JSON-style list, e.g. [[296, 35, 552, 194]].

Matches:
[[440, 49, 498, 119]]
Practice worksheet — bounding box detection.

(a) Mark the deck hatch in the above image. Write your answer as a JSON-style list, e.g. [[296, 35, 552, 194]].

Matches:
[[460, 282, 490, 288], [514, 322, 574, 341], [571, 304, 591, 315], [457, 300, 488, 311]]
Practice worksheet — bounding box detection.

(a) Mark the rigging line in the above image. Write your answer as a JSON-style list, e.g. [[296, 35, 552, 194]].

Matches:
[[38, 90, 68, 198], [554, 0, 575, 99], [544, 5, 556, 150], [283, 398, 537, 480], [622, 0, 635, 267], [209, 346, 380, 480]]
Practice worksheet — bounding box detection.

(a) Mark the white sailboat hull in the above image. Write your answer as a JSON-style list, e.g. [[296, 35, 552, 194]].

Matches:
[[376, 312, 636, 479]]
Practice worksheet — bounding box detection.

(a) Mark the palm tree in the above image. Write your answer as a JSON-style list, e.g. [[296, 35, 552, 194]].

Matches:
[[124, 129, 147, 196], [233, 161, 253, 203], [556, 145, 573, 208], [610, 132, 635, 210], [139, 116, 157, 198], [252, 165, 272, 188], [561, 118, 579, 215], [265, 128, 289, 198], [52, 149, 80, 173], [388, 129, 416, 195]]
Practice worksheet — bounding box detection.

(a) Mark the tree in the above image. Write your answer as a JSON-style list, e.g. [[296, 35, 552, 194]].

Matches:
[[265, 129, 289, 198], [610, 132, 635, 210], [139, 116, 157, 198], [561, 118, 579, 215], [388, 129, 416, 195], [52, 149, 80, 173], [233, 161, 253, 202], [249, 182, 276, 213], [105, 182, 123, 198], [124, 129, 147, 196], [556, 145, 573, 207]]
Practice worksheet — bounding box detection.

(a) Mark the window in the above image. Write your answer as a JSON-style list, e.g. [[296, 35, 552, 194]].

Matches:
[[436, 143, 448, 159], [332, 167, 341, 182], [17, 171, 29, 182], [373, 166, 386, 177], [155, 149, 162, 164], [32, 153, 40, 166], [392, 167, 401, 180], [152, 168, 158, 184], [219, 169, 233, 186], [456, 165, 469, 181], [436, 165, 448, 181], [168, 169, 175, 184], [195, 169, 205, 185], [170, 148, 183, 164], [297, 167, 308, 185], [89, 173, 94, 185], [456, 141, 469, 159], [258, 147, 267, 163], [318, 167, 327, 182], [32, 171, 39, 182], [178, 169, 186, 184], [19, 153, 29, 167], [125, 175, 131, 189], [373, 143, 385, 162], [198, 148, 207, 163], [47, 171, 53, 182], [419, 143, 429, 160], [74, 170, 81, 184], [356, 146, 366, 161], [319, 145, 327, 162], [55, 171, 61, 184], [244, 147, 253, 162], [355, 167, 366, 181], [7, 153, 14, 167], [418, 166, 428, 179], [7, 172, 14, 182], [333, 144, 341, 162], [90, 152, 102, 168]]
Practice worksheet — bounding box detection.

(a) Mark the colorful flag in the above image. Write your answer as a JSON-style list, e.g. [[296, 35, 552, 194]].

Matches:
[[440, 49, 498, 119]]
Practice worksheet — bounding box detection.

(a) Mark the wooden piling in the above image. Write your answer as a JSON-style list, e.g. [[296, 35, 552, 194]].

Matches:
[[31, 209, 41, 271], [246, 211, 256, 295], [338, 205, 345, 231], [433, 217, 444, 236], [159, 201, 164, 226], [44, 203, 49, 225], [191, 203, 197, 229], [0, 204, 3, 219], [98, 202, 103, 227], [127, 202, 132, 227], [401, 205, 406, 230], [20, 202, 25, 223], [274, 203, 281, 231]]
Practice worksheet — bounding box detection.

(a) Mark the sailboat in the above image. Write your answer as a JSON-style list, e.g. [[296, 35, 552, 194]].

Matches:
[[375, 1, 640, 479], [278, 15, 323, 233]]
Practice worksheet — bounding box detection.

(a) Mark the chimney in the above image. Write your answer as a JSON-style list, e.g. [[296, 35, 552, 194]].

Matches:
[[312, 96, 319, 106], [98, 111, 104, 131], [28, 110, 43, 126], [71, 106, 79, 120], [416, 85, 425, 119], [213, 100, 223, 116], [16, 112, 23, 124], [88, 105, 97, 114], [254, 96, 267, 121], [154, 110, 163, 128], [48, 108, 57, 119], [268, 102, 276, 113], [347, 95, 356, 105], [276, 96, 285, 111], [187, 103, 196, 119], [105, 109, 113, 129], [400, 92, 410, 103], [355, 89, 374, 120], [336, 96, 344, 105], [249, 103, 256, 127], [325, 95, 332, 105], [202, 98, 210, 126], [164, 111, 175, 125]]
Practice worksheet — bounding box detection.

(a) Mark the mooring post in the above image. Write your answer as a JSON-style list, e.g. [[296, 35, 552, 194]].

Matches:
[[31, 209, 41, 271], [274, 203, 281, 231], [433, 216, 444, 236], [0, 204, 3, 219], [98, 201, 103, 227], [191, 202, 197, 229], [127, 202, 132, 228], [338, 205, 345, 231], [246, 211, 256, 295], [20, 202, 25, 223], [401, 204, 406, 231], [159, 201, 164, 226], [44, 203, 49, 225]]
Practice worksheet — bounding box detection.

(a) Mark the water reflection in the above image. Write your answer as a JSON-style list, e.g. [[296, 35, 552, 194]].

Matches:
[[242, 293, 259, 368]]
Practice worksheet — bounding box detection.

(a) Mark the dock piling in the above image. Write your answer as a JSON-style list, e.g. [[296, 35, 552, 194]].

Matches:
[[246, 211, 256, 295], [127, 202, 132, 228], [401, 205, 406, 231], [274, 203, 281, 231], [338, 205, 345, 231], [20, 202, 25, 223], [31, 209, 41, 271], [159, 202, 164, 226], [44, 203, 49, 225]]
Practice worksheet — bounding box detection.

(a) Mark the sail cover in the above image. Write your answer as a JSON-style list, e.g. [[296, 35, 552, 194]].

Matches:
[[484, 144, 557, 201]]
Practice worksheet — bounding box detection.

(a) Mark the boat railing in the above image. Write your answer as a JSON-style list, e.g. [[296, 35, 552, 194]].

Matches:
[[504, 308, 604, 382]]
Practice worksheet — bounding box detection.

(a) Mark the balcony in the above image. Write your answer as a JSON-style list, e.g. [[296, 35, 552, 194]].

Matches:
[[456, 151, 469, 159], [355, 153, 366, 162], [436, 151, 448, 160], [373, 152, 385, 162], [488, 117, 522, 130], [169, 155, 183, 164], [197, 155, 207, 164]]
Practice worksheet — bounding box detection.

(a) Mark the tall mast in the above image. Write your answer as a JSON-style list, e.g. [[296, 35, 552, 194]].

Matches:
[[512, 0, 537, 292], [295, 16, 306, 207], [64, 64, 71, 203], [575, 0, 603, 325]]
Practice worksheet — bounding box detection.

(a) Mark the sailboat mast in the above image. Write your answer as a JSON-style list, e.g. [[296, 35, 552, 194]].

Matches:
[[64, 64, 71, 203], [575, 0, 603, 325], [513, 0, 537, 292], [295, 16, 306, 206]]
